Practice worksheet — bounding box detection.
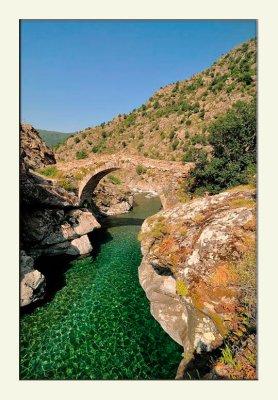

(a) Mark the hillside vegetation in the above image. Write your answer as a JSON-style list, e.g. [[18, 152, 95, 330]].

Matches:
[[56, 38, 256, 164], [187, 98, 256, 196]]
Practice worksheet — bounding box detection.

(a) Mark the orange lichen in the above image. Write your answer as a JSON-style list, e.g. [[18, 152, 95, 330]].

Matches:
[[243, 218, 256, 231], [208, 263, 237, 287]]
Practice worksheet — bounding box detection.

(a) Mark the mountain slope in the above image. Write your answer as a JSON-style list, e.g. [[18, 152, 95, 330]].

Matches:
[[38, 129, 74, 147], [56, 38, 256, 162]]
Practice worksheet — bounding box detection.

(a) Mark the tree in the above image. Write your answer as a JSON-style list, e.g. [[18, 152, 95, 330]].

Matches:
[[187, 99, 256, 195]]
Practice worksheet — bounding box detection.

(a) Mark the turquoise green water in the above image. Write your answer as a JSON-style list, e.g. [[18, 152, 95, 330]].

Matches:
[[20, 194, 182, 380]]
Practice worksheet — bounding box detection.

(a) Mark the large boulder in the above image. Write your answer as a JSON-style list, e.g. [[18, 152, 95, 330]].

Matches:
[[20, 251, 45, 307], [21, 208, 100, 258], [138, 187, 256, 376], [92, 182, 134, 216]]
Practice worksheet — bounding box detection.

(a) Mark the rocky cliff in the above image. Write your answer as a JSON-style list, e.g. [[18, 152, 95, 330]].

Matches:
[[20, 124, 100, 307], [20, 124, 56, 169], [138, 186, 256, 379]]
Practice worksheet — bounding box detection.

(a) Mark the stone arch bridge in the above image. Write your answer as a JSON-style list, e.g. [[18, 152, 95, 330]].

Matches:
[[56, 155, 194, 207]]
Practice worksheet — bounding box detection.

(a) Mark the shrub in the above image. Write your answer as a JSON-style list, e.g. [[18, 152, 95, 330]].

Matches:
[[199, 109, 205, 120], [74, 137, 80, 143], [182, 147, 208, 163], [172, 139, 179, 150], [186, 120, 192, 126], [82, 132, 87, 139], [238, 72, 253, 85], [153, 101, 160, 109], [58, 178, 76, 190], [138, 220, 168, 241], [108, 175, 121, 185], [226, 83, 235, 94], [136, 164, 147, 175], [172, 82, 179, 93], [191, 133, 207, 145], [37, 165, 58, 177], [169, 130, 175, 140], [76, 150, 88, 159], [91, 146, 99, 153]]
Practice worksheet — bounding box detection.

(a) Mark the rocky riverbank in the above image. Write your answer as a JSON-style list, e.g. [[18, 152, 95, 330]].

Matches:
[[138, 186, 256, 379], [20, 124, 101, 306]]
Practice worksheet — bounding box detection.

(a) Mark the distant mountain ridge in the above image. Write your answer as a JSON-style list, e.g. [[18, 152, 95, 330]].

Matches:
[[37, 129, 74, 147]]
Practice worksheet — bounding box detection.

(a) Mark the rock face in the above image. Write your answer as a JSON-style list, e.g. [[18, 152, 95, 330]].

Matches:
[[21, 168, 79, 208], [20, 124, 100, 307], [21, 208, 100, 258], [20, 251, 45, 307], [20, 124, 56, 169], [138, 187, 256, 377]]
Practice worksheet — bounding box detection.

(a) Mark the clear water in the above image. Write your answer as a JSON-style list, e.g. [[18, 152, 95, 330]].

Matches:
[[20, 194, 182, 380]]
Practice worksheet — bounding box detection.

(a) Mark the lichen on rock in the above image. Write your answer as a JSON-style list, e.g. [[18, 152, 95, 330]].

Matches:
[[138, 186, 256, 378]]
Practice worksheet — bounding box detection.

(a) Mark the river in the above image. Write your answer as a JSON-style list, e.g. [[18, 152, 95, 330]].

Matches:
[[20, 193, 182, 379]]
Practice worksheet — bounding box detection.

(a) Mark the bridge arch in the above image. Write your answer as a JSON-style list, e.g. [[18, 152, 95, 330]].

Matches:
[[78, 161, 121, 206]]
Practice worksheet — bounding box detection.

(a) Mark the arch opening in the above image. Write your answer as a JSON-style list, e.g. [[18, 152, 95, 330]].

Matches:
[[78, 167, 120, 208]]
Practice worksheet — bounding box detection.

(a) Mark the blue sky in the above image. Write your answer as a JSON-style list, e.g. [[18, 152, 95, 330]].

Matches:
[[21, 20, 256, 132]]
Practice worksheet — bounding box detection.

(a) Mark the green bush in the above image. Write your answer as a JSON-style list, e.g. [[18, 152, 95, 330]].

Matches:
[[136, 164, 147, 175], [168, 130, 175, 140], [76, 150, 88, 159], [187, 99, 256, 195], [108, 175, 121, 185], [238, 72, 253, 85], [199, 109, 205, 120], [182, 147, 208, 163], [184, 130, 190, 139], [191, 133, 207, 145], [37, 165, 58, 177], [74, 137, 80, 143], [91, 146, 99, 153], [153, 101, 160, 109], [226, 83, 235, 94], [172, 139, 179, 150]]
